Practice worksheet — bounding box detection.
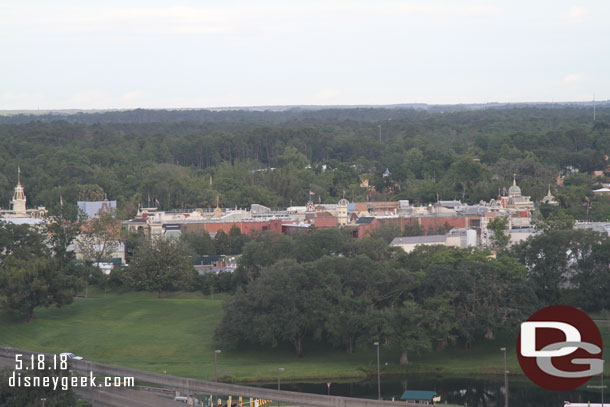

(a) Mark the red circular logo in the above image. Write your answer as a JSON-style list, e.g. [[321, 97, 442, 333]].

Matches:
[[517, 305, 603, 391]]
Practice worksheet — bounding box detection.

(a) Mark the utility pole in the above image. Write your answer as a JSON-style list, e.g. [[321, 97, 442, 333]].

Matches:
[[600, 369, 604, 407], [374, 341, 381, 400], [214, 350, 221, 381], [500, 347, 508, 407], [277, 368, 284, 407]]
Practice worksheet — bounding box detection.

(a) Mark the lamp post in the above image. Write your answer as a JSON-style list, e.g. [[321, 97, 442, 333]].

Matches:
[[374, 341, 381, 400], [277, 368, 285, 407], [500, 347, 508, 407], [602, 368, 605, 407], [214, 350, 221, 381], [378, 125, 381, 142], [600, 361, 606, 407]]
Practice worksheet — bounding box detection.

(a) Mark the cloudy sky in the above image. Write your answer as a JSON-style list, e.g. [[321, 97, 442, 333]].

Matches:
[[1, 0, 608, 109]]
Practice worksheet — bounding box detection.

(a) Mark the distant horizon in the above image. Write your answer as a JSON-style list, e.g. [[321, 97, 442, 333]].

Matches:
[[0, 98, 609, 115]]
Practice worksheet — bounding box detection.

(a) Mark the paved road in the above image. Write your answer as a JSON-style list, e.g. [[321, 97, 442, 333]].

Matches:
[[0, 346, 415, 407], [0, 355, 187, 406]]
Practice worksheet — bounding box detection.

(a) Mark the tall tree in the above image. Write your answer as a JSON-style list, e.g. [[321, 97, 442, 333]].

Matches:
[[487, 217, 510, 252], [77, 211, 121, 264], [125, 238, 195, 297], [384, 297, 455, 365]]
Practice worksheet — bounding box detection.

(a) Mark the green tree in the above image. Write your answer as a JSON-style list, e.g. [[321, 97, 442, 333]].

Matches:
[[45, 204, 82, 260], [216, 259, 332, 357], [228, 224, 249, 254], [0, 257, 85, 321], [414, 247, 536, 347], [572, 235, 610, 311], [77, 211, 120, 264], [233, 232, 295, 285], [487, 217, 510, 252], [441, 156, 492, 202], [385, 297, 454, 364], [276, 146, 309, 170], [125, 238, 196, 297], [214, 230, 231, 254], [77, 183, 105, 201], [534, 209, 575, 231], [325, 294, 371, 353], [180, 231, 216, 256], [512, 229, 601, 305], [0, 224, 85, 321]]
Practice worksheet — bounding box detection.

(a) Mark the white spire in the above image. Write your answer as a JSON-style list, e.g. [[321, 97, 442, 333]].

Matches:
[[11, 166, 27, 216]]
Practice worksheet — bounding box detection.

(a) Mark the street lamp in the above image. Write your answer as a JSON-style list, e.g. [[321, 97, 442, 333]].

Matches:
[[277, 368, 285, 407], [214, 350, 221, 381], [500, 347, 508, 407], [377, 125, 381, 142], [602, 367, 605, 407], [374, 341, 381, 400]]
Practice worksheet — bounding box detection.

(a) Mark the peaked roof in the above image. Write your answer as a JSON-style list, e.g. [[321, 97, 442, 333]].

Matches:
[[77, 200, 117, 219]]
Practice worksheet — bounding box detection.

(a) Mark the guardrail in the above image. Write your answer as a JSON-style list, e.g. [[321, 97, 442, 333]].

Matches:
[[0, 354, 186, 407], [74, 386, 187, 407], [0, 346, 413, 407]]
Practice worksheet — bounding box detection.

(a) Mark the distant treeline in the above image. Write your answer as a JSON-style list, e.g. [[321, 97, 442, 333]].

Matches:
[[1, 103, 608, 124], [0, 106, 609, 220]]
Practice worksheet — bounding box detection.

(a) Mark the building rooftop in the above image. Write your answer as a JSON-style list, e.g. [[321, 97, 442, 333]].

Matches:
[[77, 200, 117, 219], [391, 235, 446, 245], [575, 222, 610, 235], [438, 200, 462, 208], [355, 217, 376, 225], [0, 217, 45, 225], [400, 390, 439, 402]]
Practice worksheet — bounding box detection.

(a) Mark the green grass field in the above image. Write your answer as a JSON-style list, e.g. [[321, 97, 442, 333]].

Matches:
[[2, 290, 608, 382]]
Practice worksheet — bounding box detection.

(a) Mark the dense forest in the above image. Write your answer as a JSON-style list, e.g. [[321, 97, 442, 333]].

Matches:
[[0, 106, 609, 220]]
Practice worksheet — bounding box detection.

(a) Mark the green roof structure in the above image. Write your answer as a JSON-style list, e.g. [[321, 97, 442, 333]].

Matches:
[[400, 390, 440, 402]]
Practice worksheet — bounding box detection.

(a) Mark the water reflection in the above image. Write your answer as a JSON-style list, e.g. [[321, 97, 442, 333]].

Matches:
[[255, 375, 603, 407]]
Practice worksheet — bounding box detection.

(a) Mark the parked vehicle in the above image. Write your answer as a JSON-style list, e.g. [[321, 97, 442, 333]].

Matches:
[[59, 352, 83, 360]]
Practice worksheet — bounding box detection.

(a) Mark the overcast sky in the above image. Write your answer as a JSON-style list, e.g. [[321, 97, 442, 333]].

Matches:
[[1, 0, 608, 109]]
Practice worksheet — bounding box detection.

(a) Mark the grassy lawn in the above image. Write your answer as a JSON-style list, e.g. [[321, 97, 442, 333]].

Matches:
[[0, 289, 378, 381], [2, 289, 609, 382]]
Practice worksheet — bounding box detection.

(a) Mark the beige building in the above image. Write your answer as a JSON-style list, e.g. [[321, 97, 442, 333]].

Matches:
[[390, 229, 476, 253], [505, 175, 534, 212], [0, 168, 47, 220]]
